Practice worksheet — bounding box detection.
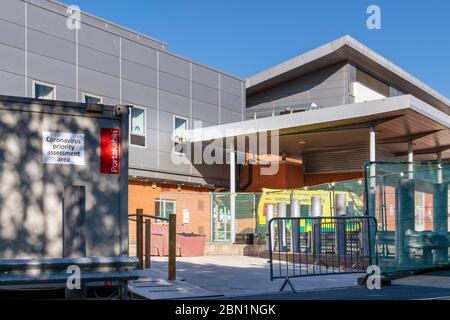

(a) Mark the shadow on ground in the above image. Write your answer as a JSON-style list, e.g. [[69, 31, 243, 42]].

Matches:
[[147, 256, 363, 297]]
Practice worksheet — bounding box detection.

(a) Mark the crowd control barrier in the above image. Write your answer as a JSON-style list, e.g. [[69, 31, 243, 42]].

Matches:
[[268, 215, 377, 292]]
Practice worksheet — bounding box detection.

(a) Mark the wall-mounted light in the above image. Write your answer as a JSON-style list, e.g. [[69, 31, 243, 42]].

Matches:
[[297, 140, 308, 145], [152, 182, 157, 189], [177, 185, 182, 192]]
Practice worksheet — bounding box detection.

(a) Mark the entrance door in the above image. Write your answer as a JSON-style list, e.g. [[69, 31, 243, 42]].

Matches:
[[211, 194, 231, 242]]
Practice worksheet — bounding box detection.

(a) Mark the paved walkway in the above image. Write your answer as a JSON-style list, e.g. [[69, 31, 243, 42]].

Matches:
[[129, 256, 450, 300], [143, 255, 363, 298], [129, 267, 221, 300]]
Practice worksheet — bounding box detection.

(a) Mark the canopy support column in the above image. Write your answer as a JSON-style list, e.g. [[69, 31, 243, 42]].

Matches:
[[408, 140, 414, 179], [229, 141, 236, 244]]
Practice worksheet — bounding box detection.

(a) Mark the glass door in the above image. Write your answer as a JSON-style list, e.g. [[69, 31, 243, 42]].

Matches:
[[211, 194, 231, 242]]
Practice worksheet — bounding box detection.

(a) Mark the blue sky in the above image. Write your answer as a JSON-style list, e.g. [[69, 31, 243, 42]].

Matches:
[[71, 0, 450, 97]]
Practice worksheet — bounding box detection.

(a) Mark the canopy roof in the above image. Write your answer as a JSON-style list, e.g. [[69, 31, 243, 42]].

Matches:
[[187, 95, 450, 161], [246, 36, 450, 114]]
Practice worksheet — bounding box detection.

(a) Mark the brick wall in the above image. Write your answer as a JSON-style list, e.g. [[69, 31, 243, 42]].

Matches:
[[243, 162, 305, 192], [243, 162, 363, 192], [128, 180, 211, 243]]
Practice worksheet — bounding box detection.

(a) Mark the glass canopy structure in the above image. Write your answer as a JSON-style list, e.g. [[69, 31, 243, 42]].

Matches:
[[365, 162, 450, 274]]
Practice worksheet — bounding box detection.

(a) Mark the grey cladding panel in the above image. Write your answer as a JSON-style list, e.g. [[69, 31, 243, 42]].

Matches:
[[27, 29, 75, 64], [192, 82, 219, 106], [221, 74, 242, 96], [78, 45, 120, 77], [0, 19, 25, 49], [221, 91, 242, 112], [0, 71, 25, 97], [146, 128, 158, 151], [159, 91, 190, 117], [121, 38, 157, 68], [28, 52, 76, 88], [0, 0, 25, 25], [159, 52, 190, 80], [192, 100, 220, 124], [221, 109, 242, 124], [145, 106, 158, 130], [122, 60, 157, 88], [28, 4, 75, 42], [122, 80, 157, 108], [158, 131, 175, 153], [160, 71, 190, 98], [78, 24, 119, 57], [0, 44, 25, 75], [247, 63, 347, 109], [78, 67, 119, 100], [101, 96, 120, 106], [159, 110, 178, 134], [159, 151, 192, 174], [52, 86, 77, 102], [192, 64, 219, 88], [129, 144, 158, 168]]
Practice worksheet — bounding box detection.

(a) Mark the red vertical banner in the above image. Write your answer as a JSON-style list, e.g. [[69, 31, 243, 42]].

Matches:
[[100, 128, 121, 174]]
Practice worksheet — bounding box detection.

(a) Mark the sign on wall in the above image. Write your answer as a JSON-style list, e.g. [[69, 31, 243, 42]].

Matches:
[[42, 132, 85, 165], [100, 128, 121, 174], [183, 209, 190, 224]]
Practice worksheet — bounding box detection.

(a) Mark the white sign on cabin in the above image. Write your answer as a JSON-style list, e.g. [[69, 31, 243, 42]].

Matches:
[[42, 132, 85, 165]]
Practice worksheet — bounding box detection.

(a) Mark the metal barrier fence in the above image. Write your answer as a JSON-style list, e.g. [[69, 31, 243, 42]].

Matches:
[[268, 215, 377, 292]]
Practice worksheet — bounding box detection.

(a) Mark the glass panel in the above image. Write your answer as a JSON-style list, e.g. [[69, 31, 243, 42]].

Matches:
[[175, 117, 187, 133], [84, 95, 101, 104], [174, 117, 187, 153], [415, 192, 425, 231], [35, 83, 54, 100], [164, 201, 175, 216], [211, 193, 232, 242], [131, 108, 145, 135], [364, 161, 450, 275]]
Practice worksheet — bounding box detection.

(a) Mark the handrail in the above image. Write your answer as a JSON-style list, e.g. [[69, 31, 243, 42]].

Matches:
[[128, 213, 169, 222], [129, 209, 176, 280]]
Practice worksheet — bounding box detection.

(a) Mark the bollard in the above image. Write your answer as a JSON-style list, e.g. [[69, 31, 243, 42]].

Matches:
[[145, 219, 151, 269], [277, 202, 287, 252], [291, 200, 301, 253], [266, 204, 275, 251], [311, 196, 322, 255], [168, 214, 177, 280], [136, 209, 144, 270], [334, 194, 347, 256]]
